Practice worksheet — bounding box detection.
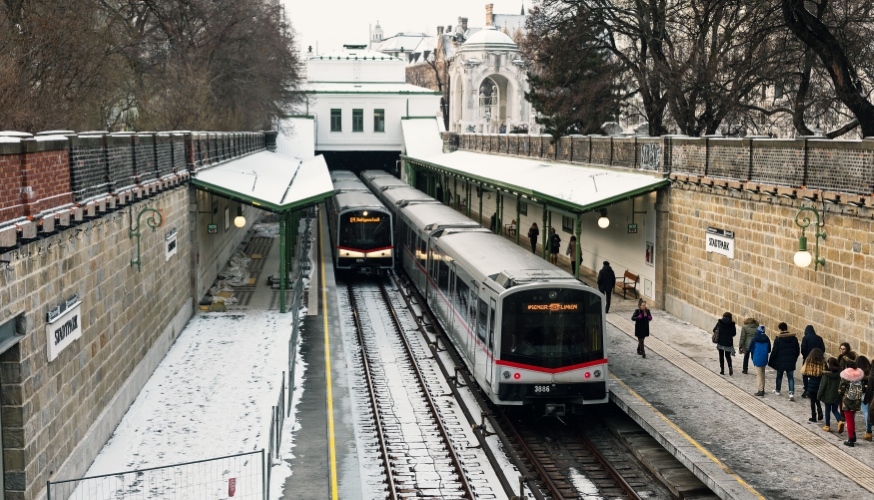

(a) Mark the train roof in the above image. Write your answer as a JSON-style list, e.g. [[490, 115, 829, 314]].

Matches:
[[435, 231, 578, 289], [332, 190, 389, 212], [382, 186, 440, 207], [360, 170, 396, 181], [401, 202, 480, 230], [332, 179, 369, 192], [368, 177, 410, 190], [330, 171, 359, 181]]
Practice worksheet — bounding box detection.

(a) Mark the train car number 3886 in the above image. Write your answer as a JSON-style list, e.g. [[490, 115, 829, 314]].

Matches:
[[534, 385, 551, 393]]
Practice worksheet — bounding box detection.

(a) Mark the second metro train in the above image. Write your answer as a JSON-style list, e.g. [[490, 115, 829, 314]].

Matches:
[[360, 170, 608, 413], [326, 171, 394, 272]]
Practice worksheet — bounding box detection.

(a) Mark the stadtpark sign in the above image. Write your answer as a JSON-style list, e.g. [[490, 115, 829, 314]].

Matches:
[[706, 226, 734, 259], [46, 293, 83, 362]]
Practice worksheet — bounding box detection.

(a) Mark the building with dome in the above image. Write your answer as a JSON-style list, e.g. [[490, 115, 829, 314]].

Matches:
[[447, 26, 533, 134]]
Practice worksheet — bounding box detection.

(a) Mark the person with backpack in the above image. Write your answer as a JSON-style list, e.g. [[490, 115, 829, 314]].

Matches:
[[527, 223, 539, 254], [800, 325, 826, 398], [632, 299, 652, 358], [768, 322, 800, 401], [819, 357, 844, 432], [749, 325, 771, 396], [838, 360, 866, 446], [549, 228, 561, 265], [565, 236, 579, 275], [738, 318, 759, 374], [801, 348, 825, 422], [713, 312, 736, 376]]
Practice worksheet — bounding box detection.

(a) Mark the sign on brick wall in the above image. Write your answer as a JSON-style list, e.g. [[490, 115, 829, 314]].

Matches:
[[165, 228, 178, 261], [46, 296, 83, 362], [706, 227, 734, 259]]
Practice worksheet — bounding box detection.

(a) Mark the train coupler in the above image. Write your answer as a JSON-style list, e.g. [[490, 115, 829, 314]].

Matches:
[[544, 403, 566, 417]]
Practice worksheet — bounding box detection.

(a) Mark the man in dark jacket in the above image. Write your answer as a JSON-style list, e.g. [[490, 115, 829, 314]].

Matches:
[[800, 325, 826, 398], [597, 261, 616, 314], [768, 322, 801, 400]]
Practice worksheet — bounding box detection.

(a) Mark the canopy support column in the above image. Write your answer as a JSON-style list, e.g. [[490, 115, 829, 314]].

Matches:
[[466, 180, 471, 217], [478, 184, 483, 227], [516, 194, 522, 245], [453, 176, 458, 210], [497, 192, 502, 236], [279, 215, 287, 314], [575, 215, 582, 279], [541, 205, 548, 259]]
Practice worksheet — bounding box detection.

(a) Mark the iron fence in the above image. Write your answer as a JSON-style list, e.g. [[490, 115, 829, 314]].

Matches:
[[47, 450, 265, 500]]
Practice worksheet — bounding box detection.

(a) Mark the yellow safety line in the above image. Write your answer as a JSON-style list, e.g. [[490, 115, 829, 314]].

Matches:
[[319, 209, 339, 499], [611, 374, 765, 500]]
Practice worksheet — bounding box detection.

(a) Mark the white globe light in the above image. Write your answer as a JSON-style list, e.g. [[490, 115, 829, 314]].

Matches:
[[234, 215, 246, 228], [794, 250, 812, 268], [598, 216, 610, 229]]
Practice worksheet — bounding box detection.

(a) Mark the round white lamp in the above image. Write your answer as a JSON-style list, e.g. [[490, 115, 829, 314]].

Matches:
[[597, 209, 610, 229], [234, 206, 246, 228], [793, 235, 812, 268]]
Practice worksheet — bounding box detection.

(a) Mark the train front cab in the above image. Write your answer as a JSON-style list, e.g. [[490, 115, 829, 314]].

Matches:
[[334, 208, 394, 272], [491, 284, 608, 413]]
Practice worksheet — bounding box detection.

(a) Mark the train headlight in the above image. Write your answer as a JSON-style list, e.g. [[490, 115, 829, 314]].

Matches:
[[363, 211, 368, 216], [548, 291, 558, 299], [584, 372, 591, 379], [502, 371, 510, 379], [594, 370, 602, 378]]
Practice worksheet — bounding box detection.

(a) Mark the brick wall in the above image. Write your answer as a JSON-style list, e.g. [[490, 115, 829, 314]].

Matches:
[[20, 139, 72, 216], [0, 142, 23, 221], [0, 187, 192, 500], [664, 185, 874, 357]]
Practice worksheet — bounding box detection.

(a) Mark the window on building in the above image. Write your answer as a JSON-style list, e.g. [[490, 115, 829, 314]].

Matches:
[[519, 202, 528, 216], [374, 109, 385, 132], [330, 109, 342, 132], [562, 215, 574, 233], [352, 109, 364, 132]]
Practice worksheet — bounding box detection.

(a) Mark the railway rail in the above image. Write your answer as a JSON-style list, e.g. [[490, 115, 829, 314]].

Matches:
[[346, 278, 474, 499]]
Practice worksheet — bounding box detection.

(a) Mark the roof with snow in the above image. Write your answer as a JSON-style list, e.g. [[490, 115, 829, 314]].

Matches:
[[304, 82, 441, 95], [403, 143, 668, 214], [191, 152, 333, 213], [460, 26, 518, 52]]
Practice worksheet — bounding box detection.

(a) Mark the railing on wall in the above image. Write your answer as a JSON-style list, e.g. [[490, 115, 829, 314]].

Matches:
[[446, 132, 874, 196]]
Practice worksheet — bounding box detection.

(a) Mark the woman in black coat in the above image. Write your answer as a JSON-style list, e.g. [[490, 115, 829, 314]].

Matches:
[[632, 299, 652, 358], [714, 312, 736, 376]]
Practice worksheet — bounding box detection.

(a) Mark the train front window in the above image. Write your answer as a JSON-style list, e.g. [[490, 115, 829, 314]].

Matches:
[[339, 211, 391, 250], [500, 288, 603, 369]]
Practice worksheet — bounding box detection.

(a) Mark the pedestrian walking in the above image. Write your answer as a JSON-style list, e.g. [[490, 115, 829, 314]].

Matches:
[[867, 368, 874, 441], [800, 325, 825, 398], [527, 223, 539, 254], [801, 348, 825, 422], [490, 212, 497, 233], [856, 356, 872, 441], [838, 361, 866, 447], [597, 261, 616, 314], [738, 318, 759, 374], [549, 228, 561, 265], [818, 357, 844, 432], [838, 342, 858, 369], [768, 322, 800, 400], [565, 236, 579, 274], [713, 312, 736, 376], [749, 325, 771, 397], [632, 299, 652, 359]]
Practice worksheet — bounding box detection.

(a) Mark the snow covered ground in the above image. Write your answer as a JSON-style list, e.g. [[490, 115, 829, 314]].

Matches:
[[75, 310, 299, 499]]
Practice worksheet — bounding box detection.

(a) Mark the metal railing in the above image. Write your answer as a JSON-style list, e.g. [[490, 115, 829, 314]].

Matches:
[[47, 450, 265, 500]]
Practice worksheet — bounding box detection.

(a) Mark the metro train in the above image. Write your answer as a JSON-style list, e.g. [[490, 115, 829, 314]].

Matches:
[[326, 171, 394, 272], [361, 170, 608, 413]]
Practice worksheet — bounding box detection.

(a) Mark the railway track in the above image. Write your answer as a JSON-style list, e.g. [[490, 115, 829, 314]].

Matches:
[[346, 278, 474, 499]]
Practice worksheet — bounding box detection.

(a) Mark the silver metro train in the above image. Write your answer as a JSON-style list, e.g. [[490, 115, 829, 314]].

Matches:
[[361, 170, 607, 413], [327, 171, 394, 272]]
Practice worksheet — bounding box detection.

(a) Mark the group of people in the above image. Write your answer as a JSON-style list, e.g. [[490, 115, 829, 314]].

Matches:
[[717, 315, 873, 447], [525, 223, 580, 273]]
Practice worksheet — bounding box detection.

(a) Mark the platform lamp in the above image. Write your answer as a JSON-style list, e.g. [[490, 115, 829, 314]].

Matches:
[[597, 209, 610, 229], [233, 206, 246, 228], [793, 206, 826, 270]]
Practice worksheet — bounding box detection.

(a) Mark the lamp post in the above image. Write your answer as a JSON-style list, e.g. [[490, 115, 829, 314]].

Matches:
[[794, 206, 826, 270], [130, 207, 164, 272]]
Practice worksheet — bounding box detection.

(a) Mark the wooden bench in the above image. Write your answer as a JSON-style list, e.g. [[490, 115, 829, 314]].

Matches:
[[616, 271, 639, 299]]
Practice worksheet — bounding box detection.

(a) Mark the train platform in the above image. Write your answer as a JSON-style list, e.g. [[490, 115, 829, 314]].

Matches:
[[605, 309, 874, 500]]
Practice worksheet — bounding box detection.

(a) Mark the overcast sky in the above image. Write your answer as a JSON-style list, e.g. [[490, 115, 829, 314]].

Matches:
[[282, 0, 527, 55]]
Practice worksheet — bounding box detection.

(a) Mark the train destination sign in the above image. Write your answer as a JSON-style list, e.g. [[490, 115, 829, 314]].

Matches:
[[350, 217, 381, 223], [706, 226, 735, 259], [46, 296, 83, 362], [525, 303, 579, 312]]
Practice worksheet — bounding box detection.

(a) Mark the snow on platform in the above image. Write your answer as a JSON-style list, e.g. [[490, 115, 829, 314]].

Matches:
[[83, 311, 292, 482]]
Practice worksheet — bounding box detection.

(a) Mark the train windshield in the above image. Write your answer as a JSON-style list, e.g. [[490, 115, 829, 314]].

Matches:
[[500, 287, 603, 369], [339, 210, 392, 250]]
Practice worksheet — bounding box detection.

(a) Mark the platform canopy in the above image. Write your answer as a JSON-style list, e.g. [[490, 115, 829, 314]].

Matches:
[[403, 150, 669, 215], [191, 151, 333, 213]]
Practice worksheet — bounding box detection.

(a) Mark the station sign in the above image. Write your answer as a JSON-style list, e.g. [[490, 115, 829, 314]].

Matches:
[[165, 228, 178, 261], [627, 223, 638, 234], [207, 223, 218, 234], [46, 293, 83, 362], [706, 227, 734, 259]]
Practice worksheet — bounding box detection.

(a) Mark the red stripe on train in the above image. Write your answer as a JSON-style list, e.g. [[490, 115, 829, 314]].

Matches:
[[495, 358, 608, 374]]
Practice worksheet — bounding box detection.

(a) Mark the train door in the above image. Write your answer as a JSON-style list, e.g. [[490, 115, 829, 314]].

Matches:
[[468, 280, 479, 364], [486, 297, 497, 388], [447, 262, 457, 336]]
